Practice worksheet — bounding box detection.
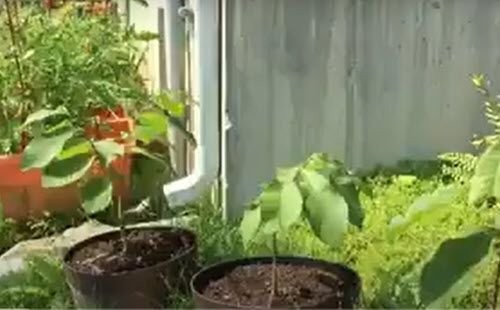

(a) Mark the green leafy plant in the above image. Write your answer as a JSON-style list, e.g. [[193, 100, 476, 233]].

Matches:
[[0, 255, 72, 309], [397, 74, 500, 308], [438, 152, 477, 185], [0, 4, 194, 218], [0, 4, 159, 154], [0, 202, 23, 254], [240, 152, 364, 305], [388, 185, 458, 239], [20, 92, 188, 216]]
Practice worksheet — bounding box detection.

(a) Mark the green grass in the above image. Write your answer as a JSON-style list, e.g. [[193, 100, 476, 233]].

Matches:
[[0, 255, 72, 309], [0, 164, 495, 308], [0, 211, 85, 256]]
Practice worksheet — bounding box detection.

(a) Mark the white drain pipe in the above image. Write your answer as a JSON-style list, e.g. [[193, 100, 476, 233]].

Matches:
[[165, 0, 186, 176], [163, 0, 220, 207]]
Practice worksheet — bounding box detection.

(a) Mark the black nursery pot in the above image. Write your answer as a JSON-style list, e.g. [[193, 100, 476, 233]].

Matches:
[[190, 256, 361, 309], [63, 226, 197, 309]]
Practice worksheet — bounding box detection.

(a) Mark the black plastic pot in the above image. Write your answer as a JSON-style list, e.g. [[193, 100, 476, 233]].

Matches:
[[191, 256, 361, 309], [63, 226, 197, 309]]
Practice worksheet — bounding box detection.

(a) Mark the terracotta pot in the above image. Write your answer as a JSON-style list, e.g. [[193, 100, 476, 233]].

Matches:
[[85, 106, 133, 143], [0, 153, 132, 221], [0, 154, 76, 220], [1, 106, 135, 220], [21, 106, 133, 149]]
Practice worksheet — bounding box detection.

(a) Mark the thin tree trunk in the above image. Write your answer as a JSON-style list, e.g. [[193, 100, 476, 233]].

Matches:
[[267, 234, 278, 308]]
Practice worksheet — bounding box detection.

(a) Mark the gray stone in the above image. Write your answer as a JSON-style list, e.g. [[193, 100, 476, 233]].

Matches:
[[0, 220, 115, 276], [0, 216, 196, 276]]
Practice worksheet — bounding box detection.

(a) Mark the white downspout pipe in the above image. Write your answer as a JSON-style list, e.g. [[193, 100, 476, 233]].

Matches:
[[164, 0, 183, 92], [165, 0, 186, 175], [163, 0, 220, 207]]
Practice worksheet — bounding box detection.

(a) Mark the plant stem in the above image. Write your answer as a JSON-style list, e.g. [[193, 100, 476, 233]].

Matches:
[[272, 234, 278, 294], [12, 0, 20, 31], [4, 0, 25, 92], [4, 0, 28, 118], [268, 234, 279, 308], [118, 198, 127, 255], [493, 254, 500, 309]]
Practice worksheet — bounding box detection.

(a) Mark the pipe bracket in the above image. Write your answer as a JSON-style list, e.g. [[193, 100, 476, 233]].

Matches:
[[178, 6, 194, 21]]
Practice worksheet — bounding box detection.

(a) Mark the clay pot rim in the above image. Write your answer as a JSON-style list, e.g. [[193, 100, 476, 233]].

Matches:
[[190, 255, 362, 309], [63, 225, 197, 279]]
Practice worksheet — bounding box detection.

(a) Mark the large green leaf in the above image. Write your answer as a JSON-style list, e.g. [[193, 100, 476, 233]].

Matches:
[[21, 129, 74, 170], [427, 271, 476, 309], [420, 230, 493, 306], [258, 180, 303, 230], [388, 185, 457, 237], [58, 138, 92, 160], [139, 112, 168, 134], [469, 142, 500, 206], [42, 154, 95, 188], [305, 188, 349, 247], [276, 166, 299, 183], [301, 169, 329, 192], [156, 92, 185, 117], [279, 182, 303, 230], [302, 164, 364, 228], [81, 177, 112, 215], [134, 125, 159, 144], [21, 106, 69, 128], [303, 153, 337, 177], [135, 111, 168, 143], [93, 140, 124, 167], [335, 181, 364, 228], [259, 181, 281, 220], [129, 146, 169, 168], [240, 206, 261, 248], [261, 217, 280, 235], [166, 112, 197, 146]]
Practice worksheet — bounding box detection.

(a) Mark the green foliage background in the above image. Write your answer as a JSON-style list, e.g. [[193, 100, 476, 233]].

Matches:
[[197, 156, 494, 309], [0, 158, 495, 309]]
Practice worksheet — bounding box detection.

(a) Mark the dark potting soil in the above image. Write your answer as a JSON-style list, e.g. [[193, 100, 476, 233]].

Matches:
[[68, 229, 192, 275], [203, 263, 346, 308]]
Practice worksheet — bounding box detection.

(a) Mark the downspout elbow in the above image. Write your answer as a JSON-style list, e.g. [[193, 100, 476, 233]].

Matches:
[[162, 0, 220, 207], [163, 147, 218, 207]]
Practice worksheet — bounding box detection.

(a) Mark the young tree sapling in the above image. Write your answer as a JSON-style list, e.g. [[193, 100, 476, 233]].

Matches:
[[240, 153, 365, 306]]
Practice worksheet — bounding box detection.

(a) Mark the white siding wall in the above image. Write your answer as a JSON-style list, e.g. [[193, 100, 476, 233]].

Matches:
[[224, 0, 500, 217]]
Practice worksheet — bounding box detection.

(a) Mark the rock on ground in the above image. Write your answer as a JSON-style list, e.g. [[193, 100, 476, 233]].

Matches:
[[0, 217, 195, 276]]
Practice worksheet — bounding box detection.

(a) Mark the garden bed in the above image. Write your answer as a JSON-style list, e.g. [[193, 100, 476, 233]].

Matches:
[[0, 163, 494, 309]]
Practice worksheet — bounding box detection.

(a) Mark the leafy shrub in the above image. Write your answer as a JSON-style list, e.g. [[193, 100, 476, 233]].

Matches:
[[0, 255, 72, 309], [254, 170, 492, 308], [0, 5, 191, 218], [0, 218, 23, 255], [190, 195, 244, 265], [0, 7, 155, 154], [0, 167, 493, 309], [240, 153, 364, 251], [0, 210, 84, 255], [181, 155, 462, 307], [408, 74, 500, 309]]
